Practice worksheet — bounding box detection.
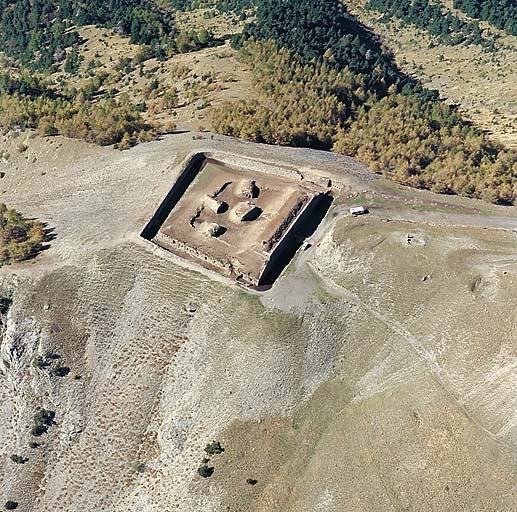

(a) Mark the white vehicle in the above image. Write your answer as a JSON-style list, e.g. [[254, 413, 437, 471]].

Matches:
[[349, 205, 369, 216]]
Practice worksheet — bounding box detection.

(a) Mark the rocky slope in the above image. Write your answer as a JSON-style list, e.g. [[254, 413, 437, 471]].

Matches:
[[0, 132, 516, 511]]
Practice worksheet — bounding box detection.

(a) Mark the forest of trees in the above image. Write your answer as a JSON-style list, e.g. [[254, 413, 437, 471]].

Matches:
[[211, 40, 360, 149], [215, 0, 256, 14], [0, 0, 177, 71], [236, 0, 400, 89], [0, 0, 515, 202], [0, 0, 216, 146], [366, 0, 492, 47], [453, 0, 517, 36], [211, 0, 517, 204], [0, 0, 225, 71], [170, 0, 256, 13], [0, 72, 156, 147], [0, 203, 45, 265]]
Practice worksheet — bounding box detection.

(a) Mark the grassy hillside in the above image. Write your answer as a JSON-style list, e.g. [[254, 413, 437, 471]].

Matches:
[[1, 132, 517, 511]]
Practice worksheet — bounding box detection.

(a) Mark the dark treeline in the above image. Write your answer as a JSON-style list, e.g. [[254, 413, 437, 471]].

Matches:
[[237, 0, 400, 92], [0, 0, 178, 71], [235, 0, 440, 100], [211, 0, 517, 204], [216, 0, 256, 13], [366, 0, 492, 47], [171, 0, 256, 13], [0, 73, 53, 99], [453, 0, 517, 35]]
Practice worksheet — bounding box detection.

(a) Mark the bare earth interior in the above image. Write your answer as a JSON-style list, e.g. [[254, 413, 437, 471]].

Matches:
[[144, 156, 329, 287], [0, 131, 516, 511]]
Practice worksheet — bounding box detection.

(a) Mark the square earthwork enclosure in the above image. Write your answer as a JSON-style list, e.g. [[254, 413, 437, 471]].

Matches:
[[141, 154, 332, 289]]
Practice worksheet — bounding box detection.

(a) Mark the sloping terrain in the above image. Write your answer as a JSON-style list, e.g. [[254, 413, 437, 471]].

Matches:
[[0, 132, 516, 510], [344, 0, 517, 148]]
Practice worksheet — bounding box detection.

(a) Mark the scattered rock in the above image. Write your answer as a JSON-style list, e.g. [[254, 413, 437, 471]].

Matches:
[[185, 302, 198, 313]]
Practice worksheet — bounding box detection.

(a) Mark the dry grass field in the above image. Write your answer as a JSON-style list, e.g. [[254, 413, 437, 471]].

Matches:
[[44, 7, 252, 131]]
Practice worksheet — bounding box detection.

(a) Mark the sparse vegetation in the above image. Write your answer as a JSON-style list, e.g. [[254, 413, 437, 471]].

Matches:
[[205, 440, 224, 455], [33, 355, 50, 369], [0, 72, 157, 147], [34, 352, 71, 378], [31, 409, 55, 437], [130, 461, 146, 474], [0, 297, 12, 314], [50, 366, 71, 378], [197, 464, 214, 478], [4, 501, 17, 510], [10, 454, 28, 464], [0, 203, 45, 265]]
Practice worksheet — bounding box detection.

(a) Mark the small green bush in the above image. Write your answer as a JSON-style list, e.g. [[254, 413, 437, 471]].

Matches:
[[0, 297, 12, 314], [197, 465, 214, 478], [10, 454, 27, 464], [130, 461, 146, 474], [50, 366, 70, 377], [0, 204, 45, 266], [31, 409, 55, 436], [204, 441, 224, 455], [4, 501, 18, 510], [33, 355, 49, 369]]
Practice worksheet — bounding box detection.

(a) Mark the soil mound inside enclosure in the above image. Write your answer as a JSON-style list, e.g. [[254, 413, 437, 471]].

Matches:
[[141, 155, 331, 288]]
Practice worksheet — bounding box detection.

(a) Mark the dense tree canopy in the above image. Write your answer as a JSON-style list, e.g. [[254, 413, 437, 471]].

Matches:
[[453, 0, 517, 35], [211, 0, 517, 204], [366, 0, 492, 47], [237, 0, 400, 91], [215, 0, 256, 14], [0, 0, 178, 71], [211, 41, 359, 149], [334, 95, 517, 203], [234, 0, 442, 101]]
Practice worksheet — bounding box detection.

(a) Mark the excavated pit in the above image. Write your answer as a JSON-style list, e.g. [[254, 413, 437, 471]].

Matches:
[[141, 153, 332, 288]]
